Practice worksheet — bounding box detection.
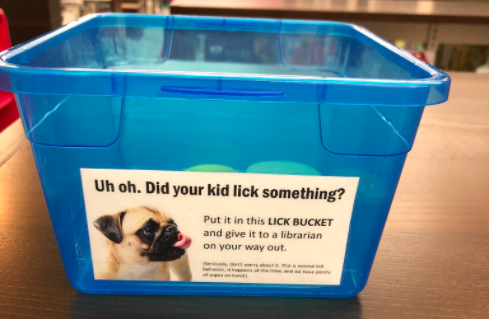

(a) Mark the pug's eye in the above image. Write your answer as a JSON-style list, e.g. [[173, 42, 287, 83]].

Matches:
[[143, 225, 156, 236]]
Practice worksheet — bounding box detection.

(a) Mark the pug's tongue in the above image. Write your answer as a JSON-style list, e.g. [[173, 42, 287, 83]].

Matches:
[[173, 233, 192, 249]]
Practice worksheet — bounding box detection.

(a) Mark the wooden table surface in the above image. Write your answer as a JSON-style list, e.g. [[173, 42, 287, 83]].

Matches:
[[0, 72, 489, 318], [171, 0, 489, 24]]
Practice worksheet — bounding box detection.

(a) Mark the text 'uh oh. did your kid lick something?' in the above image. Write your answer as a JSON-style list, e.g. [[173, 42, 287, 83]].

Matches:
[[94, 180, 347, 202]]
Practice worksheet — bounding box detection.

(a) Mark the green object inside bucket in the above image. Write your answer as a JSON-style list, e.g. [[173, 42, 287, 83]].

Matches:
[[186, 164, 237, 173], [246, 161, 320, 175]]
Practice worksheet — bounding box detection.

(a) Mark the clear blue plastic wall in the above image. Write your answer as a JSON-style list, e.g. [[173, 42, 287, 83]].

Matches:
[[29, 97, 408, 296], [3, 15, 449, 156]]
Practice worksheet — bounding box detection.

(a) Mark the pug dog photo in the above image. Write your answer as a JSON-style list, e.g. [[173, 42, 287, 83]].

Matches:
[[93, 206, 192, 281]]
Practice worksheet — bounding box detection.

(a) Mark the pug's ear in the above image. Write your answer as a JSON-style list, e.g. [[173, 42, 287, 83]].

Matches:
[[93, 212, 126, 244]]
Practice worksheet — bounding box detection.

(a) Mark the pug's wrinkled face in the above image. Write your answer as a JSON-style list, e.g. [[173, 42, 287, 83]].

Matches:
[[94, 206, 192, 263]]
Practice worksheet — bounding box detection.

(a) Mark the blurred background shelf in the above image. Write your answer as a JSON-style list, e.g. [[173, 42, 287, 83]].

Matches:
[[120, 0, 145, 13], [171, 0, 489, 72], [170, 0, 489, 24]]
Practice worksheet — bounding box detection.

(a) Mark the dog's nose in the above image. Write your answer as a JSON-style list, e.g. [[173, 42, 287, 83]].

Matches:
[[163, 226, 176, 236]]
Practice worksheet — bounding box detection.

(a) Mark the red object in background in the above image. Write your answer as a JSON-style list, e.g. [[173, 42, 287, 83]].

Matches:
[[410, 51, 428, 63], [0, 8, 19, 133]]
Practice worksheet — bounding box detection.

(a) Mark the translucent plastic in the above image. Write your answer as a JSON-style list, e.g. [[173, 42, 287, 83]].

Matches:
[[0, 14, 450, 297]]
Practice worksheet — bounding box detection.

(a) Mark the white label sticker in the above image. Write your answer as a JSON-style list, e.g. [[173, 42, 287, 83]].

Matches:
[[81, 169, 358, 285]]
